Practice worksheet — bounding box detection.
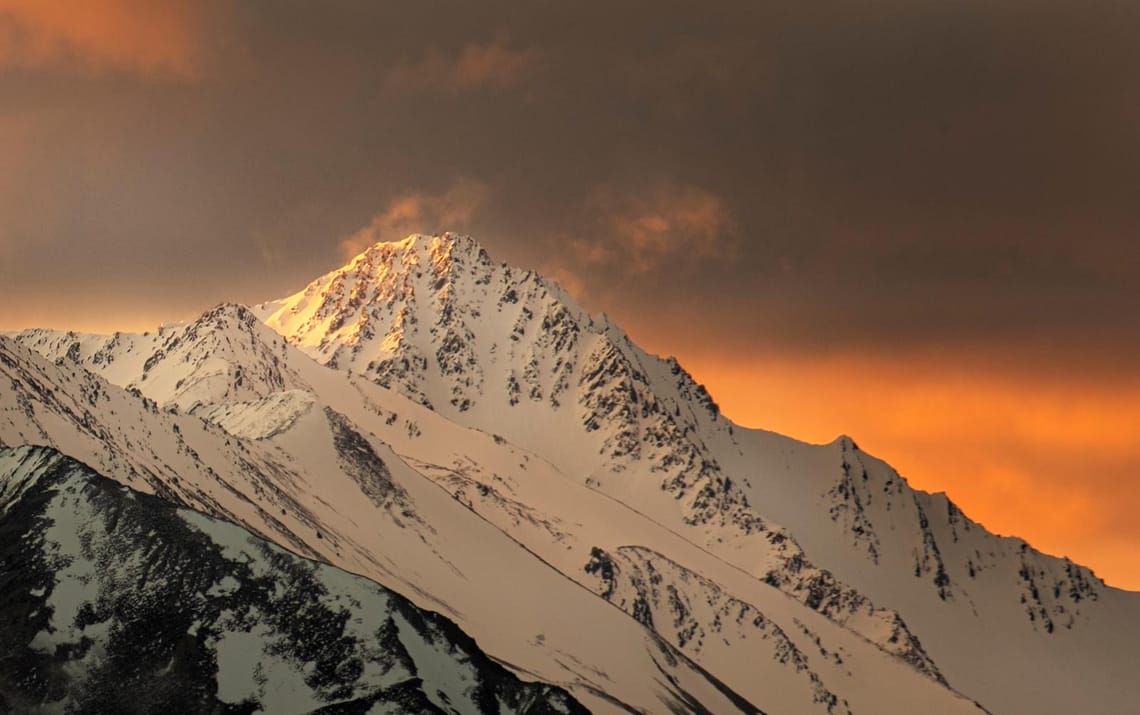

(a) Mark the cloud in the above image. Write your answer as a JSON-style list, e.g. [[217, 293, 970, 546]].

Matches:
[[0, 0, 216, 79], [338, 179, 489, 259], [385, 42, 541, 94], [589, 182, 737, 272], [535, 183, 737, 309], [538, 262, 587, 302]]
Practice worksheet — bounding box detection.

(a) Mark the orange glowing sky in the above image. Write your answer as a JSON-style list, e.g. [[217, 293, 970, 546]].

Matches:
[[659, 348, 1140, 590], [1, 1, 1137, 590]]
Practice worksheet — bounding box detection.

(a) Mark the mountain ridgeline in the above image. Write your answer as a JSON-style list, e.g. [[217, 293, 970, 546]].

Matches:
[[2, 232, 1137, 714]]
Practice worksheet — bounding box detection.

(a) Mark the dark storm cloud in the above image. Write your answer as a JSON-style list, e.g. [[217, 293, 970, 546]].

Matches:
[[1, 0, 1137, 369]]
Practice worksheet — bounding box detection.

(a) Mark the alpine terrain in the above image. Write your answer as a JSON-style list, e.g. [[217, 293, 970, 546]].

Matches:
[[2, 232, 1137, 714]]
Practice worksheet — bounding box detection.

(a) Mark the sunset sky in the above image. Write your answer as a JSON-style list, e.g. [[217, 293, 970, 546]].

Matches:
[[1, 1, 1137, 587]]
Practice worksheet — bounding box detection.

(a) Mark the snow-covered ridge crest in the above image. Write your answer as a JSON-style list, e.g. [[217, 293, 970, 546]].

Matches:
[[15, 302, 307, 413]]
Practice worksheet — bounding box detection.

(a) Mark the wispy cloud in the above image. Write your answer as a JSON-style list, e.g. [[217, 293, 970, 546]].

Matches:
[[338, 179, 489, 258], [0, 0, 218, 79], [574, 182, 737, 273], [539, 182, 736, 308], [385, 41, 542, 94]]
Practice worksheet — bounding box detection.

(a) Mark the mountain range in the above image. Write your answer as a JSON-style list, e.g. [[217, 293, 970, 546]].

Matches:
[[2, 233, 1136, 714]]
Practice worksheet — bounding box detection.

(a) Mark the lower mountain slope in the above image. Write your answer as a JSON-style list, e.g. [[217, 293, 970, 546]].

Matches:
[[0, 335, 758, 714], [0, 445, 586, 715]]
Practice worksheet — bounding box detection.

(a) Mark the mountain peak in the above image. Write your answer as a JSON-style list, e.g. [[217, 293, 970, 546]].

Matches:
[[343, 232, 492, 277], [193, 302, 262, 329]]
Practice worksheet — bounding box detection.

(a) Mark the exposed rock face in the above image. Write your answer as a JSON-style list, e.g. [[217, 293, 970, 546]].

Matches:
[[584, 546, 852, 715], [0, 446, 587, 715]]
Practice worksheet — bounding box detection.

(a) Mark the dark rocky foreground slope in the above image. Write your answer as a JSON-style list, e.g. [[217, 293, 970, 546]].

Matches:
[[0, 445, 587, 715]]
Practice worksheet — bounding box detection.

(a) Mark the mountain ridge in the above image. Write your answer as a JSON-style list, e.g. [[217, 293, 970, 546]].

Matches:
[[0, 329, 778, 713]]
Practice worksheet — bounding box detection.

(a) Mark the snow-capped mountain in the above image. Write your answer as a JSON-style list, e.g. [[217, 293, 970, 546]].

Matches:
[[4, 232, 1138, 714], [254, 233, 1140, 714], [2, 317, 978, 714], [0, 445, 585, 714]]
